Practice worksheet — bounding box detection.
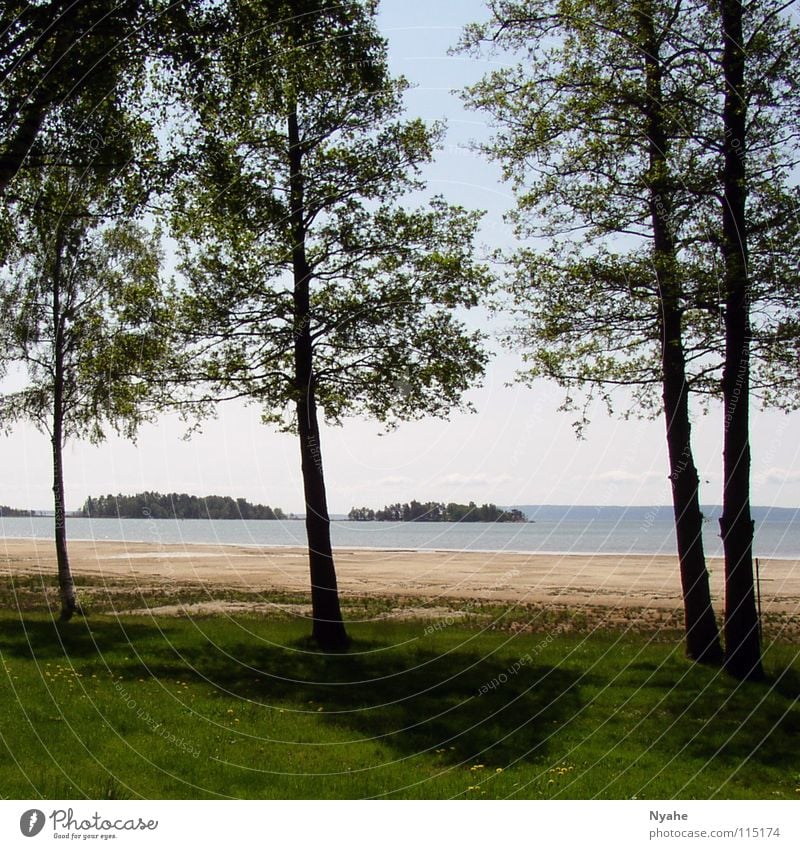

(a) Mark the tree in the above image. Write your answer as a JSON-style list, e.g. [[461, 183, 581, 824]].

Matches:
[[460, 0, 724, 663], [717, 0, 767, 681], [173, 0, 491, 649], [460, 0, 799, 670], [353, 500, 526, 522], [0, 170, 171, 620]]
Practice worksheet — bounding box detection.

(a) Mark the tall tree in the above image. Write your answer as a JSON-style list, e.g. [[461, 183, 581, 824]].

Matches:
[[174, 0, 491, 649], [460, 0, 799, 669], [0, 170, 172, 620], [460, 0, 724, 663], [717, 0, 758, 680], [638, 0, 725, 664]]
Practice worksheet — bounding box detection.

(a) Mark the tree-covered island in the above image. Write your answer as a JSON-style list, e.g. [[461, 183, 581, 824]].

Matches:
[[81, 492, 286, 520], [348, 501, 527, 523]]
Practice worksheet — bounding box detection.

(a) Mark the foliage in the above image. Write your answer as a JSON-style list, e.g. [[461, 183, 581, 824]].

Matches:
[[0, 168, 173, 445], [348, 501, 526, 522], [82, 491, 286, 521], [0, 3, 214, 155], [0, 1, 193, 205], [172, 0, 492, 431], [459, 0, 800, 425]]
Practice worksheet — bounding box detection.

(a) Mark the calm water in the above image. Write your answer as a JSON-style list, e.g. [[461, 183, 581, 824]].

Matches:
[[2, 513, 799, 557]]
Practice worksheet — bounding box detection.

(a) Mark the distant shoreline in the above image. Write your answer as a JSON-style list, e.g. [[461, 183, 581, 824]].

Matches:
[[3, 504, 797, 520], [3, 511, 799, 558]]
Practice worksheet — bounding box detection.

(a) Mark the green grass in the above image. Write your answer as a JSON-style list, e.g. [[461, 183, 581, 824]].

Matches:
[[0, 608, 798, 800]]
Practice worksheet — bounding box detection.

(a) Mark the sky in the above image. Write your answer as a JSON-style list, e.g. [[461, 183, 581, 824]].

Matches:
[[1, 0, 798, 514]]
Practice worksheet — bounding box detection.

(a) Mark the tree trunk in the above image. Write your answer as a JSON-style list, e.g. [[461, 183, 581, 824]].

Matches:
[[51, 254, 81, 622], [52, 430, 80, 621], [718, 0, 763, 680], [287, 106, 349, 650], [639, 5, 723, 664], [295, 394, 348, 650], [661, 325, 723, 664]]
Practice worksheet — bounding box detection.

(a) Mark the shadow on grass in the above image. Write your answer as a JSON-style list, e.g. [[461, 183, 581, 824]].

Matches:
[[0, 611, 180, 660], [187, 643, 581, 766], [0, 613, 581, 767], [6, 613, 796, 777], [626, 658, 800, 772], [769, 663, 800, 701]]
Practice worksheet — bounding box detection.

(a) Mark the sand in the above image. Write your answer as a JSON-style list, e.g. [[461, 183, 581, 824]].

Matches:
[[1, 537, 798, 616]]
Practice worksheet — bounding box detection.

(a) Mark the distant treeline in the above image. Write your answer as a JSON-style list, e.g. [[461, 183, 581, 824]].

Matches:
[[0, 505, 39, 517], [348, 501, 527, 523], [82, 492, 286, 520]]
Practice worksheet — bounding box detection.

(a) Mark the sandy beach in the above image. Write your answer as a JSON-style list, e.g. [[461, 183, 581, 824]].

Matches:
[[2, 537, 798, 619]]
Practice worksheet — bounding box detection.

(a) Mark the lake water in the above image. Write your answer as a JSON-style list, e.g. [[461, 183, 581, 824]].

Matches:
[[2, 511, 799, 558]]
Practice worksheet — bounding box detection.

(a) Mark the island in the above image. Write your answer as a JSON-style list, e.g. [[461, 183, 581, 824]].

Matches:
[[0, 505, 41, 517], [81, 492, 286, 520], [348, 500, 527, 523]]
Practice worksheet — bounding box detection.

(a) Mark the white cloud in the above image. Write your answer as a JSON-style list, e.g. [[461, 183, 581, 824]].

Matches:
[[379, 476, 414, 487], [591, 470, 662, 484], [760, 467, 800, 484], [434, 473, 512, 488]]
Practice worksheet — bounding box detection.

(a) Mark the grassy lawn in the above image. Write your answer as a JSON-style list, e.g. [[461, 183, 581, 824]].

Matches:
[[0, 603, 798, 800]]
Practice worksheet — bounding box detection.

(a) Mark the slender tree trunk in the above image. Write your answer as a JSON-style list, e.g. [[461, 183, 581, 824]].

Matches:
[[718, 0, 763, 680], [661, 321, 723, 664], [51, 252, 81, 621], [52, 424, 79, 621], [639, 6, 723, 664], [294, 394, 348, 649], [287, 106, 349, 650]]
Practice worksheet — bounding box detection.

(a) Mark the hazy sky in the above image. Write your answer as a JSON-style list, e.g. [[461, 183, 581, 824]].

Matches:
[[1, 0, 798, 513]]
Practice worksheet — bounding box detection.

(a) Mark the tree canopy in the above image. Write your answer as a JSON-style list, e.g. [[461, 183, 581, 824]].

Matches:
[[460, 0, 799, 425]]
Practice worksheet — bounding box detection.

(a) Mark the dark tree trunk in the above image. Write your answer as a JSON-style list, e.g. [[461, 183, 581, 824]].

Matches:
[[52, 427, 79, 621], [295, 394, 348, 650], [661, 321, 723, 664], [287, 106, 349, 650], [639, 6, 723, 664], [718, 0, 763, 680], [51, 251, 81, 621]]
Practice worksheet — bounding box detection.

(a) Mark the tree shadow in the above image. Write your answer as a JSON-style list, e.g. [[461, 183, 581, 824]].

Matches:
[[164, 635, 583, 766], [0, 612, 179, 661], [0, 614, 582, 767], [626, 658, 800, 772], [768, 664, 800, 701]]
